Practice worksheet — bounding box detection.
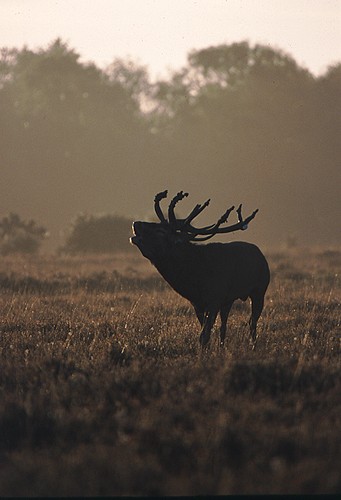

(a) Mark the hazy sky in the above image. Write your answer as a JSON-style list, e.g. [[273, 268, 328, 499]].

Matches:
[[1, 0, 340, 78]]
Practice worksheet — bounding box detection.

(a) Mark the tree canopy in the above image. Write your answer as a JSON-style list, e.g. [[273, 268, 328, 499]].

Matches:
[[0, 39, 340, 248]]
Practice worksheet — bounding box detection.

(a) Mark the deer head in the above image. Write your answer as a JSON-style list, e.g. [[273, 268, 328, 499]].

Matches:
[[131, 190, 259, 259]]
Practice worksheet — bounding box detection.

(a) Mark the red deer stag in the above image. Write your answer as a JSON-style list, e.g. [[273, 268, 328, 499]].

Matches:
[[130, 191, 270, 347]]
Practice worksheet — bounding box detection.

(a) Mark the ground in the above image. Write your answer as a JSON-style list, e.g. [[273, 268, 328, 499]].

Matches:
[[0, 247, 340, 495]]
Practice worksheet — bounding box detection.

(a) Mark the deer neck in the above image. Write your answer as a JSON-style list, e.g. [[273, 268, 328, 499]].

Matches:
[[151, 243, 199, 298]]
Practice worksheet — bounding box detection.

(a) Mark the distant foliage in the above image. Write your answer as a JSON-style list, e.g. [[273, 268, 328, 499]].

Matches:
[[1, 38, 340, 246], [0, 213, 47, 255], [61, 213, 133, 254]]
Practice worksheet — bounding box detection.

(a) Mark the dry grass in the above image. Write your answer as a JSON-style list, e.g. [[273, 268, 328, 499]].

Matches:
[[0, 247, 340, 495]]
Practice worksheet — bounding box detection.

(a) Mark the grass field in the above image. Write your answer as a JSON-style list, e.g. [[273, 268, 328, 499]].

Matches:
[[0, 247, 340, 495]]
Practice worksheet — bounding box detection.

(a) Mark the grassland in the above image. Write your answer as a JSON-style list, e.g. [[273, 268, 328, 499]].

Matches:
[[0, 247, 340, 496]]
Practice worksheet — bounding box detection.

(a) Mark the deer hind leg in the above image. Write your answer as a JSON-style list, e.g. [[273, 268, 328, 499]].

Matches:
[[219, 301, 234, 346], [199, 310, 218, 347], [249, 290, 265, 347]]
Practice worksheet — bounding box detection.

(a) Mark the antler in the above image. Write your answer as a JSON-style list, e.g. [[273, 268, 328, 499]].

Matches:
[[185, 204, 259, 241], [184, 198, 211, 226], [153, 191, 259, 242], [168, 191, 188, 226], [154, 190, 168, 223]]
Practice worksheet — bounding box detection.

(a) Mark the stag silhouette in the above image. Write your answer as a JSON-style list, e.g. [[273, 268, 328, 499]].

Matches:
[[131, 191, 270, 347]]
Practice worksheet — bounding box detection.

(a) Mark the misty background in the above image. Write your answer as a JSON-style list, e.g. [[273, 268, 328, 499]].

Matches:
[[0, 39, 340, 250]]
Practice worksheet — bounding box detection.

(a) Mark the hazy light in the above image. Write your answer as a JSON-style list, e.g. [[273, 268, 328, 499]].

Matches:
[[1, 0, 340, 78]]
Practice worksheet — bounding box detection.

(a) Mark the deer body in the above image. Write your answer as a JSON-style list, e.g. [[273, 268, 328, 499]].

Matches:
[[131, 192, 270, 347]]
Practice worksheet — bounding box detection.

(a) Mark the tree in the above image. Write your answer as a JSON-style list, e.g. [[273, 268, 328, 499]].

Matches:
[[106, 58, 153, 112], [150, 42, 340, 244], [0, 213, 47, 255], [0, 39, 153, 248], [61, 214, 133, 254]]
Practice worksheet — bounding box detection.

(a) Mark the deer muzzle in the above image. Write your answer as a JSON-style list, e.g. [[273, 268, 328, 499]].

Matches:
[[130, 221, 143, 245]]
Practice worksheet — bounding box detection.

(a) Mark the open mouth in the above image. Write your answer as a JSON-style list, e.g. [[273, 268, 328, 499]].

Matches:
[[130, 224, 140, 245]]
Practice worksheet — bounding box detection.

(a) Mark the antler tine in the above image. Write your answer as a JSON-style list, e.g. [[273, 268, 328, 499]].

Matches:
[[168, 191, 188, 226], [216, 205, 235, 227], [184, 199, 211, 226], [236, 204, 259, 230], [211, 206, 259, 234], [186, 205, 235, 235], [154, 190, 168, 223], [236, 204, 243, 224]]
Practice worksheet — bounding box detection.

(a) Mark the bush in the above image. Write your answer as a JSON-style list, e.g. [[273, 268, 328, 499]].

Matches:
[[0, 213, 47, 255], [61, 213, 133, 254]]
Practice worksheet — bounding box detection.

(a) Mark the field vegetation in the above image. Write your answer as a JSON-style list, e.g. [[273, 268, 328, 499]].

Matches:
[[0, 247, 340, 495]]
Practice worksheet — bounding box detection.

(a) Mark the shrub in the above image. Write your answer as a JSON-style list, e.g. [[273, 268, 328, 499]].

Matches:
[[0, 213, 47, 255], [61, 213, 133, 254]]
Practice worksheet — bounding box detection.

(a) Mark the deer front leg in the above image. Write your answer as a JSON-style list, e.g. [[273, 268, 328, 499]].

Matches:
[[194, 305, 204, 326], [199, 310, 218, 347]]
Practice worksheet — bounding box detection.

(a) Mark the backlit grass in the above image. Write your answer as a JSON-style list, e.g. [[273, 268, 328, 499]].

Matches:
[[0, 248, 340, 495]]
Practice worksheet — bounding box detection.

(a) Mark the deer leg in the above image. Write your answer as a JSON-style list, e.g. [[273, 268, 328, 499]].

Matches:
[[249, 291, 265, 346], [199, 310, 218, 347], [219, 301, 233, 346], [194, 305, 205, 326]]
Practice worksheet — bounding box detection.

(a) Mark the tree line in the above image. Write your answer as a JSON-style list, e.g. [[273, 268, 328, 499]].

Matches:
[[0, 212, 133, 255], [0, 39, 340, 249]]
